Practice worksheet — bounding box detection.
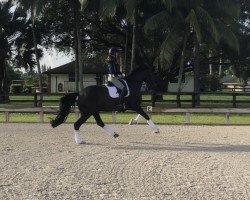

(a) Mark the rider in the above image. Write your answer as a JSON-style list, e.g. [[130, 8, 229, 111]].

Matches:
[[106, 47, 126, 112]]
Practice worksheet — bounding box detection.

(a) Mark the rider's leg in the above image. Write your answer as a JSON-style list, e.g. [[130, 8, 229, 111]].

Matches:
[[110, 77, 127, 111], [118, 87, 126, 107]]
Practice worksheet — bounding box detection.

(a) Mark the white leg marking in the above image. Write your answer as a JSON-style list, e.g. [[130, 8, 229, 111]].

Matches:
[[74, 130, 85, 144], [103, 125, 118, 137], [129, 114, 141, 125], [147, 119, 160, 133]]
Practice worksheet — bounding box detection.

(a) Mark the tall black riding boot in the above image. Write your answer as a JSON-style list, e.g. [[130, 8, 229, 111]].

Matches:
[[116, 88, 126, 112]]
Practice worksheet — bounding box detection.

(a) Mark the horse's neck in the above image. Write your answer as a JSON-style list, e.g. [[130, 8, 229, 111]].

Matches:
[[125, 78, 143, 91]]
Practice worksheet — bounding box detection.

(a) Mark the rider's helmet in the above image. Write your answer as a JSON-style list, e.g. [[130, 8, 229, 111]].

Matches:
[[109, 47, 122, 55]]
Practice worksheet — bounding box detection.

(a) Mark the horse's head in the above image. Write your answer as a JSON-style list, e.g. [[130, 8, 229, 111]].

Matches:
[[126, 67, 157, 92]]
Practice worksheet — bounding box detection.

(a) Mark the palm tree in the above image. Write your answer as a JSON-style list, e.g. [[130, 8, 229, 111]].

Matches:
[[99, 0, 146, 72], [0, 0, 26, 103], [18, 0, 47, 106], [145, 0, 240, 107]]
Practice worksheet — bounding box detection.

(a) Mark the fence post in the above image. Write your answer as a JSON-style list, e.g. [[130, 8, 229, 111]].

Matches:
[[39, 110, 44, 123], [225, 112, 230, 124], [192, 93, 196, 108], [112, 112, 117, 123], [75, 110, 79, 120], [5, 112, 10, 122], [185, 112, 191, 124], [34, 93, 38, 107], [232, 93, 236, 108], [151, 93, 156, 107]]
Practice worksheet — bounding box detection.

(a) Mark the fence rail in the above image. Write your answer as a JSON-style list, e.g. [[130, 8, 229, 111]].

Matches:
[[1, 107, 250, 124], [1, 92, 250, 108]]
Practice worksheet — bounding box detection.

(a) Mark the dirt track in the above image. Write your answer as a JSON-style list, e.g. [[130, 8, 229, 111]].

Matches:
[[0, 123, 249, 200]]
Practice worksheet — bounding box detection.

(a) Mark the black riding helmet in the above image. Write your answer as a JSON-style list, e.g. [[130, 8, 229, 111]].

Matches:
[[109, 47, 122, 55]]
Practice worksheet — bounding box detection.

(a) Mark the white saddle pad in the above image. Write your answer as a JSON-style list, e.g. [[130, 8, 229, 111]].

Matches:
[[105, 80, 130, 98]]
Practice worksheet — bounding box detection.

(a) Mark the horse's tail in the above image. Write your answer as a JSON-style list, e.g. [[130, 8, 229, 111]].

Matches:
[[51, 92, 79, 128]]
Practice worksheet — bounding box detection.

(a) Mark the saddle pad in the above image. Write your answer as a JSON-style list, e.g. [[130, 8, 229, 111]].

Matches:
[[105, 80, 130, 98], [106, 86, 119, 98]]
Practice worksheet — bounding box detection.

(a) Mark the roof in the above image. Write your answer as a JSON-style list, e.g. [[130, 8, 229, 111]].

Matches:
[[43, 61, 108, 74], [220, 75, 239, 84]]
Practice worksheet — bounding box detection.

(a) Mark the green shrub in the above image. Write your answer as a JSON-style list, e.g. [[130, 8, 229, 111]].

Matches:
[[10, 84, 23, 93], [200, 74, 221, 92], [22, 85, 32, 93]]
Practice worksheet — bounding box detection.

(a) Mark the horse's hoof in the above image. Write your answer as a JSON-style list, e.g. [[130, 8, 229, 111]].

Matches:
[[76, 141, 86, 144], [153, 129, 160, 134], [113, 133, 119, 138], [75, 139, 86, 144], [75, 136, 85, 144], [129, 119, 137, 125]]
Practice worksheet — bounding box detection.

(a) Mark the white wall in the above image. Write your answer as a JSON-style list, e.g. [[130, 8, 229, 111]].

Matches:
[[83, 74, 97, 88], [50, 74, 97, 93], [168, 75, 194, 92], [51, 74, 68, 93]]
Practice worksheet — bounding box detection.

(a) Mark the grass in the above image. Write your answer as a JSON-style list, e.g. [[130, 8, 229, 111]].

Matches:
[[0, 112, 250, 125], [0, 94, 249, 124], [3, 93, 250, 108]]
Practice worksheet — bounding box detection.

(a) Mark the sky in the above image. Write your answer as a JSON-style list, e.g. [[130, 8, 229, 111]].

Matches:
[[40, 48, 73, 68], [0, 0, 73, 69]]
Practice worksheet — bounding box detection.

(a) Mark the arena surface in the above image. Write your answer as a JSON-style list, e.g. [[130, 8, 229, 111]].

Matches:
[[0, 123, 249, 200]]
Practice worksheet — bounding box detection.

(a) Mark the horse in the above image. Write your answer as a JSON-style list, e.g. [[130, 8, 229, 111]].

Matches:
[[51, 67, 160, 144]]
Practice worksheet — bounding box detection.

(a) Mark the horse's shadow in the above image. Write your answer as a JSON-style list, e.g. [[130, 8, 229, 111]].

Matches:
[[107, 142, 250, 153]]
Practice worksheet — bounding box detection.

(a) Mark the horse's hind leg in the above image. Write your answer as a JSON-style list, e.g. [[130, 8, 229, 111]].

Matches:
[[129, 114, 141, 125], [135, 107, 159, 133], [93, 113, 119, 138], [74, 114, 90, 144]]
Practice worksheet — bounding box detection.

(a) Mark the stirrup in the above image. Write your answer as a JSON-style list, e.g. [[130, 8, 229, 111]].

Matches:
[[116, 104, 125, 112]]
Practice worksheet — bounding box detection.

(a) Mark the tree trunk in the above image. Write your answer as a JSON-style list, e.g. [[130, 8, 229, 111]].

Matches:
[[31, 9, 43, 107], [77, 24, 83, 91], [130, 9, 137, 72], [176, 34, 188, 108], [209, 50, 212, 75], [219, 58, 222, 77], [124, 22, 130, 75], [0, 59, 9, 103], [193, 37, 200, 106], [74, 26, 79, 92], [74, 1, 84, 91]]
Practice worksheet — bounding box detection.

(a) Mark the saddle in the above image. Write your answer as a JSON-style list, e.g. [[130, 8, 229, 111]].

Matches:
[[105, 79, 130, 98]]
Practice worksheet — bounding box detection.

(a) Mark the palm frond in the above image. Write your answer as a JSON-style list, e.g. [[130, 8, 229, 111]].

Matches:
[[144, 10, 170, 33], [124, 0, 137, 22], [215, 20, 239, 53], [160, 29, 183, 67], [99, 0, 120, 17], [185, 9, 202, 43], [196, 6, 218, 42], [216, 0, 240, 19], [79, 0, 88, 11], [162, 0, 175, 13]]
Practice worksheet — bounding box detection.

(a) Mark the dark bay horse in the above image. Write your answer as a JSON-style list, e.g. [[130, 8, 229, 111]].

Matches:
[[51, 67, 159, 144]]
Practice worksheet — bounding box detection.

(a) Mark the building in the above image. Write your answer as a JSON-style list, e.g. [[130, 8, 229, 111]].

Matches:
[[43, 61, 108, 93], [168, 73, 194, 92]]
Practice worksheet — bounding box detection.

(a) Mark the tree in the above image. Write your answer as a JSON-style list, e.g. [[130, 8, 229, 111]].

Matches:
[[18, 0, 47, 106], [0, 0, 26, 103], [144, 0, 240, 107]]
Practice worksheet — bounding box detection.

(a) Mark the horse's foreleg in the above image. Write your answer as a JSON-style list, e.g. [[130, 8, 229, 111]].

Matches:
[[135, 107, 159, 133], [74, 114, 90, 144], [93, 113, 119, 138]]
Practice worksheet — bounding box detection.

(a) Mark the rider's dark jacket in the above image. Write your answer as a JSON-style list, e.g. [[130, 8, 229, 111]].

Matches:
[[106, 55, 121, 77]]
